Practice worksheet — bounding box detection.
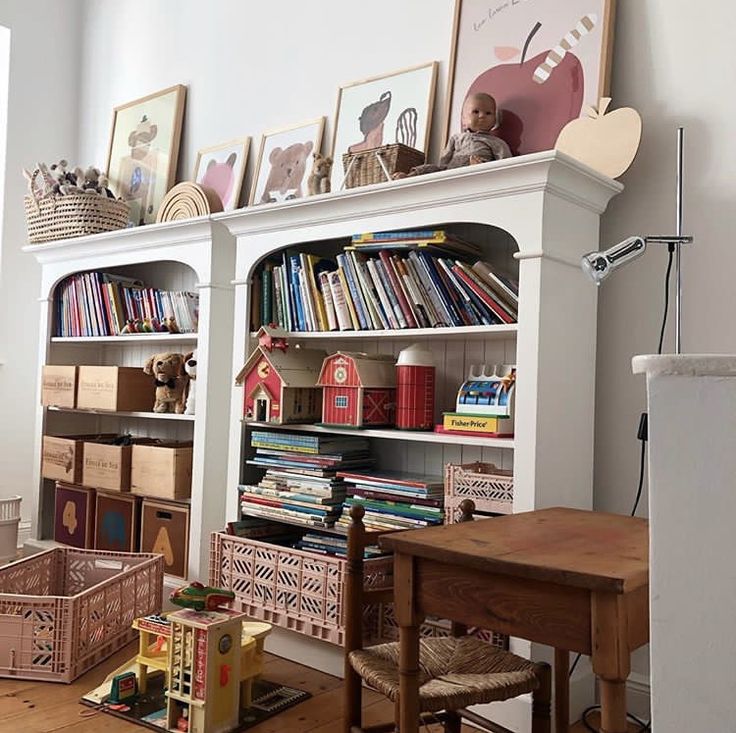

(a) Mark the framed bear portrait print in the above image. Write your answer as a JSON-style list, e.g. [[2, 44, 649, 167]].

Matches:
[[193, 138, 250, 212], [249, 118, 325, 206], [106, 84, 187, 225]]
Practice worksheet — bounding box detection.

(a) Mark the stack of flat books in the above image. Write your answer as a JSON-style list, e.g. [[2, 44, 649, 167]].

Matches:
[[336, 470, 444, 532], [294, 532, 385, 559], [240, 430, 372, 529], [251, 229, 518, 332]]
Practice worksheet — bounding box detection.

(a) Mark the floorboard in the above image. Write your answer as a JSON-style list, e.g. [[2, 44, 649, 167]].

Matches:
[[0, 643, 644, 732]]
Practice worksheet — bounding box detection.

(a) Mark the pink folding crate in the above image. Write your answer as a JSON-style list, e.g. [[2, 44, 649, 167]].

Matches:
[[0, 546, 163, 682], [444, 461, 514, 523], [210, 532, 392, 646]]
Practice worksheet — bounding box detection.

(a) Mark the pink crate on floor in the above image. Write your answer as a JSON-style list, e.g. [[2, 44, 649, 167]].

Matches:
[[0, 546, 163, 683], [444, 462, 514, 522], [210, 532, 392, 646]]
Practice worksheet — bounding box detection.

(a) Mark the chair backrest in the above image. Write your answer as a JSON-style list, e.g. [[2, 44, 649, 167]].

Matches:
[[343, 500, 476, 656]]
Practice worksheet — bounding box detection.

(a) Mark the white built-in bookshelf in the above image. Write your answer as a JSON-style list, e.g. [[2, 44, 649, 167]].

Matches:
[[25, 218, 236, 581]]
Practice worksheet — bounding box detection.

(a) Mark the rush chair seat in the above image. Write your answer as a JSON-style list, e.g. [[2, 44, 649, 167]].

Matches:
[[343, 502, 552, 733]]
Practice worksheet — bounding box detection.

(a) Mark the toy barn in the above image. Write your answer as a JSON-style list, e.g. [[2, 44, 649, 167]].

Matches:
[[235, 326, 325, 424], [317, 352, 396, 427]]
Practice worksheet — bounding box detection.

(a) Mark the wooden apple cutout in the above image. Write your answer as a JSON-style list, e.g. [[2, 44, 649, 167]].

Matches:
[[555, 98, 643, 179]]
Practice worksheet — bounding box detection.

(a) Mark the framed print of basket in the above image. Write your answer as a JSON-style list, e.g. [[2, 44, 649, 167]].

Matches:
[[341, 143, 425, 189], [330, 62, 438, 191], [24, 168, 130, 244]]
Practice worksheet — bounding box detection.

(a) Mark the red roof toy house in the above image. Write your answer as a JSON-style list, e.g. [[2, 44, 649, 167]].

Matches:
[[235, 326, 325, 424], [317, 352, 396, 427]]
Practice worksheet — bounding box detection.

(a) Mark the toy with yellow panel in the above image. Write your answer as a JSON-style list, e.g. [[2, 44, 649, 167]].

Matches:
[[82, 581, 286, 733]]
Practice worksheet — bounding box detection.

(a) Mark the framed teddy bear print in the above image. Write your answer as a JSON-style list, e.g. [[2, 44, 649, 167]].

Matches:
[[193, 138, 250, 211], [106, 84, 187, 225], [249, 118, 325, 206]]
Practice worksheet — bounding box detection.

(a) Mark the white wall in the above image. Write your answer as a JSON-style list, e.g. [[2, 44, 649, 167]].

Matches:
[[0, 2, 81, 534], [3, 0, 735, 696]]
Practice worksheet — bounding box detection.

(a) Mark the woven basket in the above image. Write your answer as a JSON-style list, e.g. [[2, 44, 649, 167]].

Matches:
[[342, 143, 425, 189], [24, 169, 130, 244]]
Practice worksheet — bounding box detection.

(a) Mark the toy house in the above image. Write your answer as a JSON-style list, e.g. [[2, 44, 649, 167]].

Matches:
[[317, 352, 396, 427], [236, 326, 325, 424]]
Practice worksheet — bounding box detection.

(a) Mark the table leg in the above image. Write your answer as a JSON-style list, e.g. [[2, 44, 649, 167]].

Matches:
[[554, 649, 569, 733], [592, 593, 631, 733], [599, 680, 627, 733], [395, 552, 421, 733]]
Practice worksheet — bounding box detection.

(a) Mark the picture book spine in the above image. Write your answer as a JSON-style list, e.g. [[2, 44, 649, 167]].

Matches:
[[373, 258, 407, 328], [351, 252, 388, 329], [298, 268, 316, 331], [453, 264, 511, 324], [327, 271, 353, 331], [281, 252, 294, 331], [394, 257, 431, 328], [262, 264, 273, 326], [352, 229, 447, 243], [441, 259, 495, 326], [319, 271, 339, 331], [436, 259, 480, 326], [289, 254, 306, 331], [337, 253, 370, 330], [306, 256, 329, 331], [336, 267, 360, 329], [379, 251, 417, 328], [407, 252, 450, 327], [366, 258, 399, 329], [457, 261, 516, 320], [471, 261, 519, 307], [416, 251, 464, 327], [272, 265, 284, 328]]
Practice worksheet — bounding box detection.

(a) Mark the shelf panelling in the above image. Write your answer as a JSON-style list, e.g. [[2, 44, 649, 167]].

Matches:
[[47, 406, 194, 421]]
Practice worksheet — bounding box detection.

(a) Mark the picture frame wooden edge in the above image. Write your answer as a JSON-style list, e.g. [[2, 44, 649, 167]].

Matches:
[[329, 60, 439, 164], [192, 136, 251, 212], [248, 116, 326, 207], [104, 83, 187, 218], [442, 0, 616, 146]]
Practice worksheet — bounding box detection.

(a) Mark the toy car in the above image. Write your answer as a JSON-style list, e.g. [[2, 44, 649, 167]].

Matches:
[[170, 582, 236, 612]]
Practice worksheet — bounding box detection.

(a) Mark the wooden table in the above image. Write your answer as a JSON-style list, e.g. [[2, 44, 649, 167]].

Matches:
[[379, 507, 649, 733]]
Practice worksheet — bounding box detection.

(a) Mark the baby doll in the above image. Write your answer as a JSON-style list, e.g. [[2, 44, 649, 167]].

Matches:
[[394, 92, 511, 178]]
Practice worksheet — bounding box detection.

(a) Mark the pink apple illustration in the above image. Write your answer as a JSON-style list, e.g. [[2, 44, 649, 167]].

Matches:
[[468, 17, 597, 156]]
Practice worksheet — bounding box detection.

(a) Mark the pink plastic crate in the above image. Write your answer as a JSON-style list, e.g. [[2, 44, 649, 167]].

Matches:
[[444, 462, 514, 522], [0, 546, 163, 682], [210, 532, 392, 646]]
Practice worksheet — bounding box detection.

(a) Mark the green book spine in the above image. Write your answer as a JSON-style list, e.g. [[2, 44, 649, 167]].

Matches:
[[262, 265, 273, 326]]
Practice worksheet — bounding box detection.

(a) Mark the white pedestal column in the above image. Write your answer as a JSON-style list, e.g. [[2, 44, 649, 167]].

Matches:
[[633, 354, 736, 732]]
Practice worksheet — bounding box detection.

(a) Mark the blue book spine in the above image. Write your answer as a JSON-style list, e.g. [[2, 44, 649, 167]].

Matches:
[[289, 254, 306, 331], [337, 253, 369, 330], [417, 251, 464, 327]]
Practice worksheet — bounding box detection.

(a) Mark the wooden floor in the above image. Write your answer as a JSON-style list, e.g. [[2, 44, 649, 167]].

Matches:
[[0, 643, 638, 732]]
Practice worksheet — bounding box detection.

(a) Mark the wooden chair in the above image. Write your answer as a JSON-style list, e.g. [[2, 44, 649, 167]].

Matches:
[[343, 501, 551, 733]]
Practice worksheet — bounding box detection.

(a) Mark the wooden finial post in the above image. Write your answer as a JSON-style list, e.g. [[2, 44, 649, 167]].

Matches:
[[458, 499, 475, 522]]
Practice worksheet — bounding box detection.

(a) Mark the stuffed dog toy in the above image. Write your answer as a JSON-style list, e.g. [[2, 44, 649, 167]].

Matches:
[[143, 352, 189, 413], [183, 350, 197, 415]]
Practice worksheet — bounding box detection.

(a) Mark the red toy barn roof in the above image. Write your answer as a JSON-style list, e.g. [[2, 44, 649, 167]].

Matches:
[[317, 351, 396, 388]]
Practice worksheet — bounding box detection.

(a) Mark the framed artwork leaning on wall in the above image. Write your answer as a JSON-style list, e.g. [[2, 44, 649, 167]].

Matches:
[[106, 84, 187, 226], [193, 138, 250, 212]]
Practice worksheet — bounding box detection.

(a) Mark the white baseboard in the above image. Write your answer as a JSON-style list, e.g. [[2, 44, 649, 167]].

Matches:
[[626, 673, 651, 721]]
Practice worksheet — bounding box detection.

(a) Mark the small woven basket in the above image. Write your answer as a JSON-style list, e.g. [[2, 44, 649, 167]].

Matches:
[[24, 169, 130, 244], [342, 143, 425, 189]]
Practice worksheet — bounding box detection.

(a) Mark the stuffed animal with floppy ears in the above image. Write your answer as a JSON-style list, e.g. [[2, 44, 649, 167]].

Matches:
[[183, 350, 197, 415], [143, 352, 189, 413]]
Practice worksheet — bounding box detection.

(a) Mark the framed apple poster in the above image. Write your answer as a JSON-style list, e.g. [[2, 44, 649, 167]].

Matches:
[[445, 0, 616, 156]]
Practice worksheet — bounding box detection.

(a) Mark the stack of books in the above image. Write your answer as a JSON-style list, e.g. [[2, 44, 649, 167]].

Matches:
[[55, 271, 199, 336], [336, 470, 445, 532], [250, 229, 518, 333], [240, 430, 373, 529], [294, 533, 385, 558]]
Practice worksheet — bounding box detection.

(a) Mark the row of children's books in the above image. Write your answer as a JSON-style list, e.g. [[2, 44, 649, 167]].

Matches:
[[55, 271, 199, 336], [251, 230, 519, 333]]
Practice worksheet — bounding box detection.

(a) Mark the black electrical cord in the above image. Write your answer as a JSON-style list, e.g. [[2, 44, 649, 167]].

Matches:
[[581, 705, 651, 732], [567, 245, 676, 729]]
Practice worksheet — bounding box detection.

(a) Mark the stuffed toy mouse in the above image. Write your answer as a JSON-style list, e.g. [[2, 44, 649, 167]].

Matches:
[[183, 350, 197, 415], [143, 352, 189, 413]]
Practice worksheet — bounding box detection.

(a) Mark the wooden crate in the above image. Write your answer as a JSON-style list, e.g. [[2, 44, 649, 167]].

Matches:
[[42, 434, 117, 484], [76, 366, 155, 412], [41, 365, 77, 408], [131, 441, 193, 500], [140, 499, 190, 579], [95, 491, 140, 553], [82, 438, 157, 492], [54, 482, 95, 549]]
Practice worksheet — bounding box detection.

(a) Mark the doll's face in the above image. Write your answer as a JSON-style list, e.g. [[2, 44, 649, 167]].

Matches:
[[462, 94, 498, 133]]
